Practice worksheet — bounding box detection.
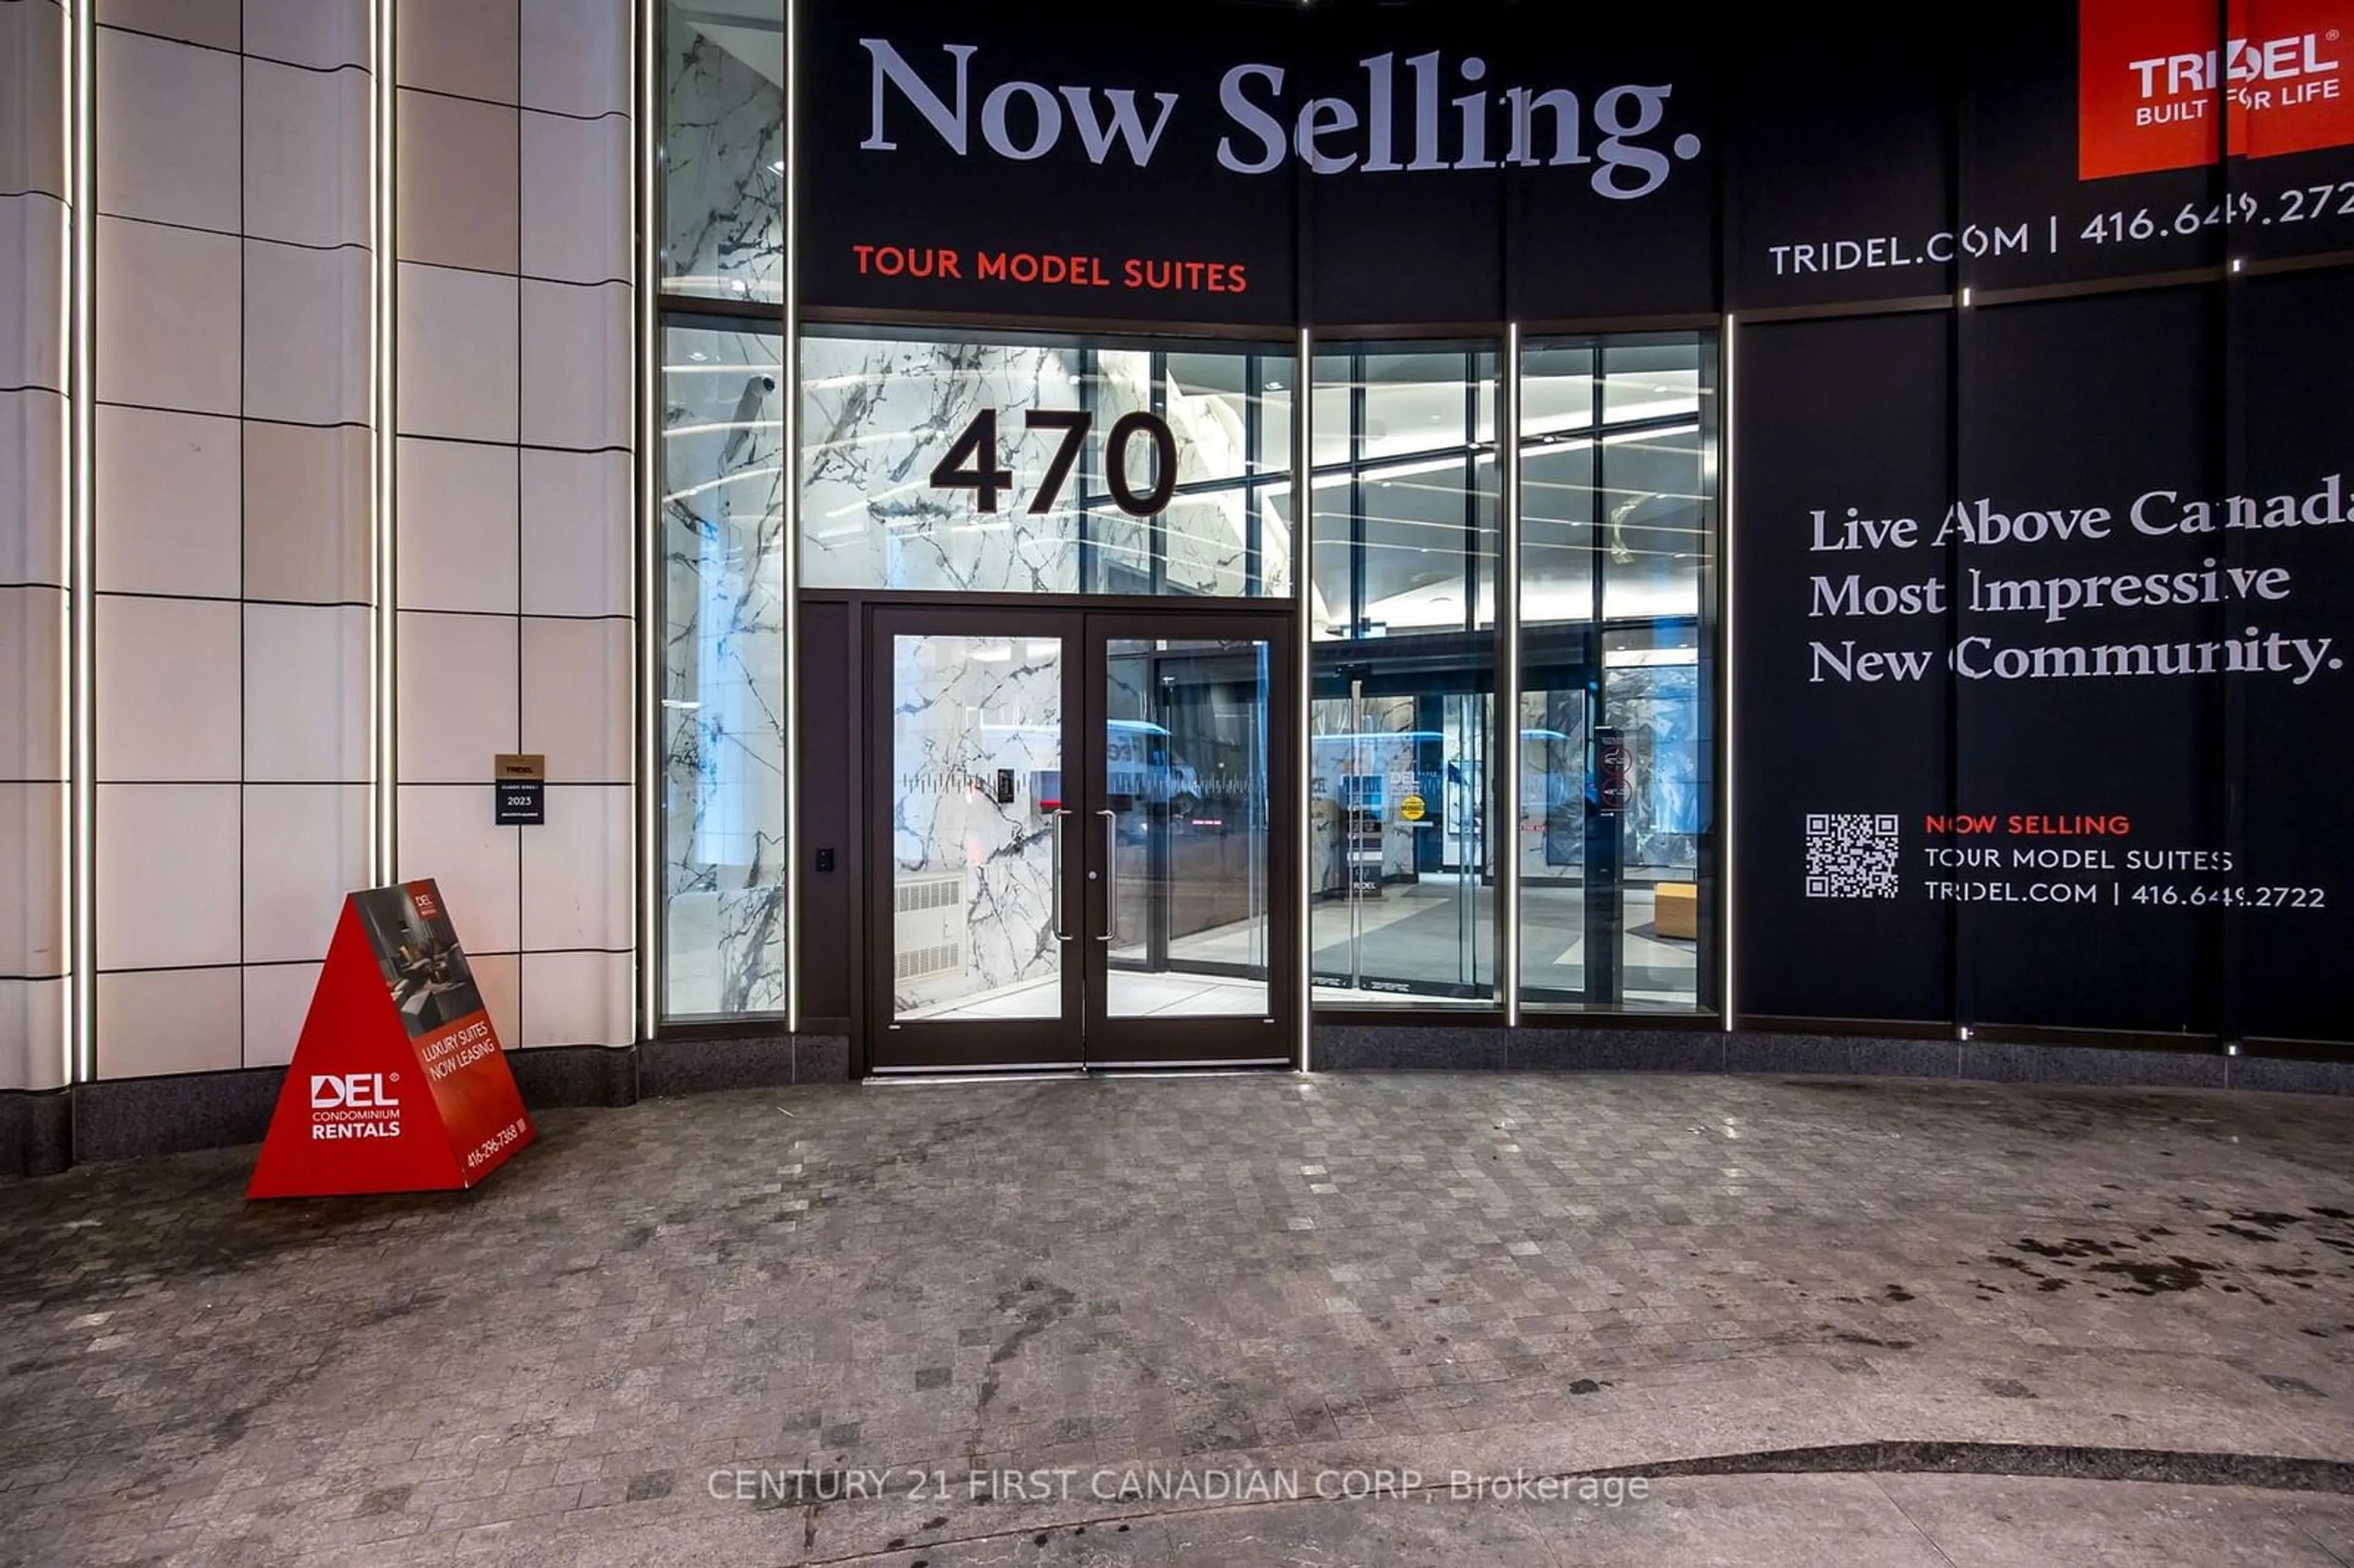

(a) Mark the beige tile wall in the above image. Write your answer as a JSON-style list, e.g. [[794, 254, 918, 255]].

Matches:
[[0, 0, 70, 1093], [50, 0, 640, 1083], [392, 0, 634, 1056], [87, 0, 372, 1078]]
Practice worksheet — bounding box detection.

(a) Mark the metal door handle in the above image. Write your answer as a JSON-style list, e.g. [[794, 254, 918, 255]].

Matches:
[[1096, 809, 1117, 942], [1050, 809, 1073, 942]]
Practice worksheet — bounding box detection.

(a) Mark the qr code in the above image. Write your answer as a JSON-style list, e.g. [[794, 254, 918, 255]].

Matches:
[[1805, 813, 1900, 899]]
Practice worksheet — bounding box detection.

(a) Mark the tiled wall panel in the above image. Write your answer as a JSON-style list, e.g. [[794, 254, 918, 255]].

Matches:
[[46, 0, 638, 1084], [0, 0, 69, 1092], [90, 2, 376, 1076], [394, 0, 635, 1052]]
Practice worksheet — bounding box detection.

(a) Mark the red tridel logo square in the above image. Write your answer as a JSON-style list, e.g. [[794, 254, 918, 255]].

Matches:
[[2080, 0, 2353, 179]]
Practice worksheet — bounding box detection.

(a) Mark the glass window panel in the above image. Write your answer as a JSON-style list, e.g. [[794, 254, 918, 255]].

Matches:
[[659, 320, 787, 1019], [1602, 341, 1702, 424], [1309, 346, 1501, 1006], [1311, 354, 1353, 468], [1522, 346, 1598, 438], [1599, 425, 1707, 621], [660, 0, 785, 303], [801, 330, 1293, 598], [1362, 352, 1469, 463], [1518, 333, 1715, 1014], [1103, 638, 1273, 1018], [1520, 444, 1596, 623], [1259, 362, 1294, 475]]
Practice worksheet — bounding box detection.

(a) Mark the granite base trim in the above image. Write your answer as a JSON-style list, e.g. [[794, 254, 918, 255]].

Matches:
[[641, 1033, 794, 1097], [794, 1034, 851, 1084], [1314, 1027, 1506, 1070], [504, 1045, 638, 1109], [73, 1068, 285, 1164], [1308, 1026, 2347, 1094], [0, 1089, 72, 1177], [1511, 1029, 1728, 1073], [1958, 1041, 2230, 1089], [2226, 1054, 2354, 1096]]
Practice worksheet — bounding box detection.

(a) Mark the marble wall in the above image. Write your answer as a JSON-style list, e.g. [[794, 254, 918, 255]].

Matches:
[[660, 324, 788, 1017], [803, 337, 1087, 593], [661, 9, 782, 302], [801, 334, 1288, 598], [888, 634, 1064, 1016]]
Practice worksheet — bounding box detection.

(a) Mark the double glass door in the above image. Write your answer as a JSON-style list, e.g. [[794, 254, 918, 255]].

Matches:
[[869, 606, 1295, 1070]]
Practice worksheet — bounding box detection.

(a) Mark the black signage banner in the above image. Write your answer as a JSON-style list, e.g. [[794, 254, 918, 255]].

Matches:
[[1732, 2, 2354, 310], [2238, 267, 2354, 1044], [796, 0, 1723, 324], [798, 1, 2354, 324], [1734, 312, 1956, 1024], [1735, 285, 2353, 1040], [798, 0, 1305, 326]]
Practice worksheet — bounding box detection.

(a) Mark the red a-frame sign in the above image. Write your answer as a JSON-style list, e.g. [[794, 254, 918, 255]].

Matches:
[[248, 880, 535, 1199]]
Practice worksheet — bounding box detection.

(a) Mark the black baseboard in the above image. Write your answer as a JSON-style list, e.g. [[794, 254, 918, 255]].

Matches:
[[794, 1034, 851, 1084], [2229, 1054, 2354, 1096], [1313, 1025, 2317, 1094], [641, 1033, 793, 1097], [503, 1045, 638, 1108], [0, 1088, 72, 1177], [73, 1067, 286, 1164], [0, 1033, 858, 1175], [5, 1028, 2341, 1176]]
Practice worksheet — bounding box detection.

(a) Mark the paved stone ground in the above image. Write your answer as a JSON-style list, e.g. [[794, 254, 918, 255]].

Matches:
[[2, 1071, 2353, 1566]]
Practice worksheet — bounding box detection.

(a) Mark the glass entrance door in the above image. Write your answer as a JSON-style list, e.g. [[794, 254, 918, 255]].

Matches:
[[867, 607, 1295, 1071]]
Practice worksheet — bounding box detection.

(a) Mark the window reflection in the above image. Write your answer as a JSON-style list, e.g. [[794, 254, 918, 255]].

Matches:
[[1518, 335, 1715, 1012], [1310, 347, 1501, 1005]]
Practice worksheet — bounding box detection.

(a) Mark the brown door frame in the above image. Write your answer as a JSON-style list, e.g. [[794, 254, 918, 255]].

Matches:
[[1079, 607, 1297, 1067]]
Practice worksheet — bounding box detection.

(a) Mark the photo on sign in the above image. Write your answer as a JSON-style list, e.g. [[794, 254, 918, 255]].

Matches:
[[351, 883, 488, 1040]]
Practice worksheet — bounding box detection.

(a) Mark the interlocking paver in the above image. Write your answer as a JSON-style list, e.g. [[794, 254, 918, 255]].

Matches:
[[0, 1073, 2350, 1564]]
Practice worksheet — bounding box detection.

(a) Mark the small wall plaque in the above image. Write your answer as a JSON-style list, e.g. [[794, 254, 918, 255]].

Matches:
[[494, 755, 546, 826]]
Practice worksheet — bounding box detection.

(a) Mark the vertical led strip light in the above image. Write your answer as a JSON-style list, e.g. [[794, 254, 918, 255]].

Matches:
[[634, 0, 661, 1037], [1498, 324, 1522, 1027], [1719, 314, 1737, 1029], [782, 0, 803, 1036], [67, 0, 96, 1083], [1293, 326, 1312, 1072], [370, 0, 399, 882]]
